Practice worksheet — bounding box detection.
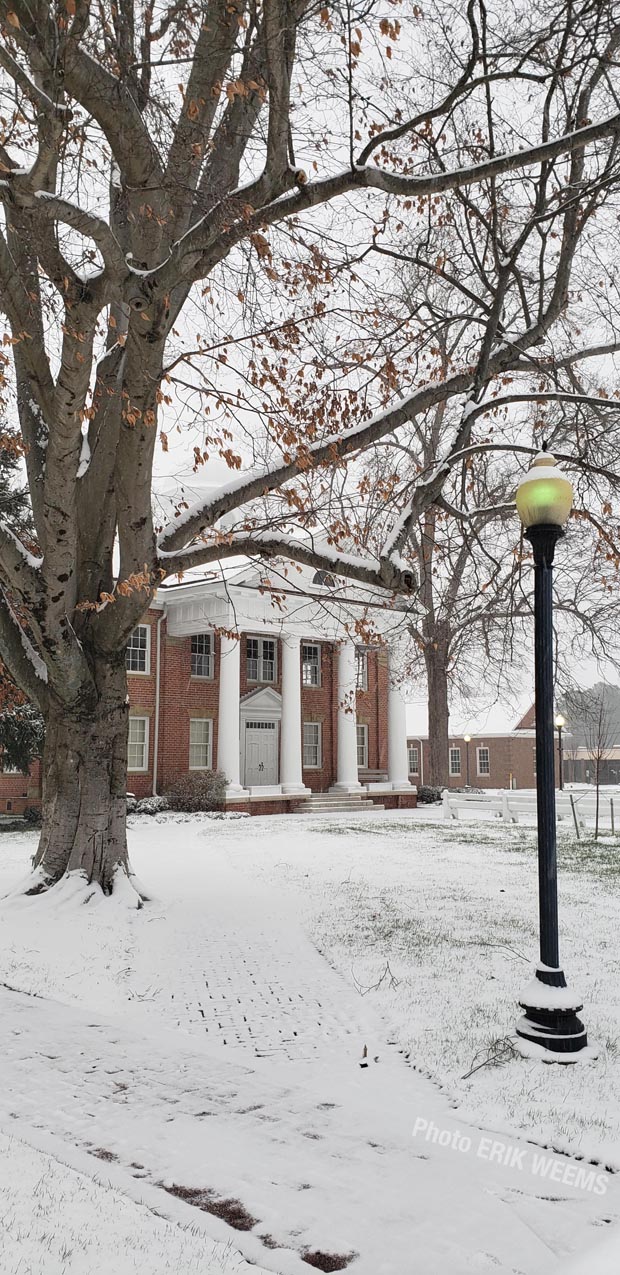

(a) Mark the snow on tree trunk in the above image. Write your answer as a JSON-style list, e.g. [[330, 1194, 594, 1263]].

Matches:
[[425, 645, 450, 789], [30, 660, 139, 902]]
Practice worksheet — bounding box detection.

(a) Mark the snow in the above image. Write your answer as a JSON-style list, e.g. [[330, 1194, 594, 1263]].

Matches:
[[1, 520, 43, 570], [76, 429, 91, 479], [518, 974, 584, 1011], [1, 810, 620, 1273], [0, 1129, 263, 1274]]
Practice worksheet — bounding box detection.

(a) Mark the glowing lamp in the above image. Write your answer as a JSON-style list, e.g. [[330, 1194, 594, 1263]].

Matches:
[[515, 452, 573, 530], [554, 714, 565, 730]]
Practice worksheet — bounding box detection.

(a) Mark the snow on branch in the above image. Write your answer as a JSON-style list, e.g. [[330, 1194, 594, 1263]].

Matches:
[[153, 110, 620, 288], [157, 531, 418, 597], [0, 587, 48, 706]]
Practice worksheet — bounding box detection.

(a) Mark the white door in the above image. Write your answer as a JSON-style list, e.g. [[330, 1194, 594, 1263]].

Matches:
[[244, 720, 278, 786]]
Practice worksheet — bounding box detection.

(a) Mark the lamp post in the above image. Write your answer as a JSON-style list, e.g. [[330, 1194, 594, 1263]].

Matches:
[[555, 714, 565, 791], [515, 451, 587, 1056], [464, 734, 471, 787]]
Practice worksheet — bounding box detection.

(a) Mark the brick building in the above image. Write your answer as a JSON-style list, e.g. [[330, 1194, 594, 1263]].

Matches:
[[407, 705, 556, 790], [1, 565, 416, 816]]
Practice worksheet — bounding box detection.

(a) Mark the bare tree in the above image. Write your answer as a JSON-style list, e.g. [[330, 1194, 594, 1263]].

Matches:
[[1, 2, 620, 898], [563, 685, 620, 837]]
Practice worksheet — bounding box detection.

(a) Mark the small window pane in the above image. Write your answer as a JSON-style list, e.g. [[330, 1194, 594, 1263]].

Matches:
[[477, 747, 490, 776], [355, 649, 368, 691], [126, 625, 149, 673], [449, 747, 461, 776], [261, 639, 275, 682], [356, 723, 368, 768], [247, 637, 259, 681], [408, 745, 419, 774], [302, 644, 320, 687], [128, 717, 147, 771], [191, 633, 213, 678], [189, 718, 211, 769], [303, 722, 321, 768]]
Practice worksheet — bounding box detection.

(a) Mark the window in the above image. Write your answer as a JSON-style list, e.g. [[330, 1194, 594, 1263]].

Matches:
[[191, 633, 213, 678], [355, 648, 368, 691], [0, 756, 20, 775], [302, 643, 321, 687], [312, 570, 336, 588], [408, 745, 419, 775], [189, 718, 212, 770], [449, 747, 461, 776], [127, 716, 148, 772], [126, 625, 150, 674], [477, 746, 490, 776], [303, 722, 322, 768], [356, 723, 369, 768], [246, 636, 276, 682]]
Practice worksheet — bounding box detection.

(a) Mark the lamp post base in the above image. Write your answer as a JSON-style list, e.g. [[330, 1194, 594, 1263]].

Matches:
[[516, 965, 587, 1056]]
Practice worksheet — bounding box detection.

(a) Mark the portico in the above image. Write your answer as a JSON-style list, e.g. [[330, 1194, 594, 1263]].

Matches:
[[150, 562, 417, 811]]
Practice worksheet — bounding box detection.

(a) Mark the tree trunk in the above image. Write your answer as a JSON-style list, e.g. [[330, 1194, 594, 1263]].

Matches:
[[425, 644, 450, 788], [30, 658, 141, 902]]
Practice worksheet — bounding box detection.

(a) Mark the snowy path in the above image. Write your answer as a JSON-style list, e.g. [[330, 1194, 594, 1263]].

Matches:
[[1, 819, 618, 1273]]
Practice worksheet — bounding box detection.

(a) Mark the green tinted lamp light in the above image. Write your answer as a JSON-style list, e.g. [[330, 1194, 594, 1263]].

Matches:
[[515, 451, 573, 530]]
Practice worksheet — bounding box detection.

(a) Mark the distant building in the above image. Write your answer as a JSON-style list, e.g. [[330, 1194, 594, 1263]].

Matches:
[[408, 706, 558, 789]]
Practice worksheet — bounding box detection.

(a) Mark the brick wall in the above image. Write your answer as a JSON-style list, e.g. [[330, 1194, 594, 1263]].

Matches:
[[409, 731, 549, 789], [0, 625, 392, 810], [300, 640, 335, 791], [0, 757, 41, 813]]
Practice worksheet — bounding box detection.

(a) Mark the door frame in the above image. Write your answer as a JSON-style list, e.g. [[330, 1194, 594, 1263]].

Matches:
[[239, 686, 282, 788]]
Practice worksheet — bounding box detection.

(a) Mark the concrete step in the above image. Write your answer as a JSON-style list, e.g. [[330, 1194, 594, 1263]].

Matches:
[[298, 803, 385, 814], [297, 796, 383, 813], [300, 796, 375, 804]]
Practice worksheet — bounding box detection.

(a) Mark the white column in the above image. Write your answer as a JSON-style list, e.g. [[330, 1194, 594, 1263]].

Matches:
[[387, 649, 413, 790], [280, 634, 310, 794], [331, 641, 362, 792], [217, 635, 244, 793]]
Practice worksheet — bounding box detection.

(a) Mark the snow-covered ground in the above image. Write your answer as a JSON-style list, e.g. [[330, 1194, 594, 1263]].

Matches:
[[1, 809, 620, 1274]]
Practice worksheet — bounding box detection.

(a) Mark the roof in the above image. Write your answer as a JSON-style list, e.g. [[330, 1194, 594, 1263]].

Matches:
[[405, 692, 534, 739]]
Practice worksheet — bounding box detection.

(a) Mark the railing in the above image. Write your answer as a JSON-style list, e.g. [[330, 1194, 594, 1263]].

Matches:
[[442, 788, 618, 834]]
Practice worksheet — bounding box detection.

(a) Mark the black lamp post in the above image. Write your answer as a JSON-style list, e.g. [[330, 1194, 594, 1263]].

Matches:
[[464, 734, 471, 787], [555, 715, 565, 791], [515, 451, 587, 1056]]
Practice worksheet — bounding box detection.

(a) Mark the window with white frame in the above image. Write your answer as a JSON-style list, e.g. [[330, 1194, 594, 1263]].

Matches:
[[355, 648, 368, 691], [246, 636, 276, 682], [0, 754, 20, 774], [303, 722, 322, 768], [189, 718, 212, 769], [449, 746, 461, 776], [408, 744, 419, 774], [127, 716, 148, 771], [191, 633, 213, 678], [477, 746, 490, 776], [356, 723, 369, 768], [125, 624, 150, 674], [302, 643, 321, 687]]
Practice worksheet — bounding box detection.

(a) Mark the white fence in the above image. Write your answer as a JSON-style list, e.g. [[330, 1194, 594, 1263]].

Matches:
[[442, 788, 618, 833]]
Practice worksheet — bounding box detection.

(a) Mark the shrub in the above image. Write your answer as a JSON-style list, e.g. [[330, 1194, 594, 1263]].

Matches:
[[23, 805, 42, 826], [135, 795, 169, 816], [166, 769, 227, 813], [416, 784, 444, 804]]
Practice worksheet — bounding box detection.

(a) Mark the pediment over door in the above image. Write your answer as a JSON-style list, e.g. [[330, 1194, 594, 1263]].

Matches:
[[240, 686, 282, 715]]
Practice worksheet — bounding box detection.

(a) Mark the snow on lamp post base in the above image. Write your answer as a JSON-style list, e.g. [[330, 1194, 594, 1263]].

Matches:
[[514, 454, 589, 1059], [516, 965, 587, 1057]]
